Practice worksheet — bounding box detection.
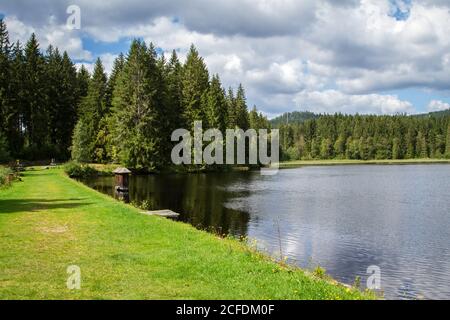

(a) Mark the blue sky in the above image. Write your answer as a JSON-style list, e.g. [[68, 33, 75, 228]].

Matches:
[[1, 0, 450, 117]]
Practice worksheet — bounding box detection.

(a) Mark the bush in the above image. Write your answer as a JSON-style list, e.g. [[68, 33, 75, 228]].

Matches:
[[64, 162, 98, 178], [0, 166, 13, 187]]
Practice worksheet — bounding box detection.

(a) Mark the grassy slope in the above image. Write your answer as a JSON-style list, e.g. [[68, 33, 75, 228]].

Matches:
[[280, 158, 450, 168], [0, 168, 370, 300]]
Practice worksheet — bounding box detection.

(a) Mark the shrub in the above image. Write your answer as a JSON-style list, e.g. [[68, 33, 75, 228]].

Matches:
[[0, 166, 13, 187], [64, 162, 98, 178]]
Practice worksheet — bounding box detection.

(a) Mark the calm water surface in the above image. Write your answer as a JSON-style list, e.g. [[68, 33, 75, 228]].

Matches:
[[82, 165, 450, 299]]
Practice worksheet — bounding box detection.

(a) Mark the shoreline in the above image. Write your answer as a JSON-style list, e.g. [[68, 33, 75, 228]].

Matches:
[[279, 159, 450, 169]]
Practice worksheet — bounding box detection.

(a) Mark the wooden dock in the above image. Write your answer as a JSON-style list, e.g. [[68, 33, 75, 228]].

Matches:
[[141, 210, 180, 218]]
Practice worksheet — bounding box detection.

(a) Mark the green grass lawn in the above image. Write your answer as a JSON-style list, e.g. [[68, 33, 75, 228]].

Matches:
[[0, 168, 371, 300], [280, 158, 450, 168]]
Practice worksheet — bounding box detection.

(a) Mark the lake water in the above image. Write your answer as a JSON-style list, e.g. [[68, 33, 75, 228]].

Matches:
[[82, 164, 450, 299]]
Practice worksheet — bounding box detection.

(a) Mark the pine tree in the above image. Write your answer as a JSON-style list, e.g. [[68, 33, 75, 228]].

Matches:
[[333, 134, 346, 159], [226, 87, 237, 128], [0, 19, 13, 155], [76, 58, 108, 162], [249, 106, 259, 130], [181, 45, 209, 129], [23, 33, 48, 155], [110, 40, 162, 170], [205, 74, 227, 133], [166, 50, 183, 129], [416, 131, 428, 158], [106, 53, 125, 108], [392, 137, 401, 159], [405, 127, 416, 159], [234, 84, 249, 130], [76, 65, 90, 99], [7, 41, 25, 155]]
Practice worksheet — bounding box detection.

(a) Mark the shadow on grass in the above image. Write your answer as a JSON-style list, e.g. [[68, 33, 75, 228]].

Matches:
[[0, 198, 93, 214]]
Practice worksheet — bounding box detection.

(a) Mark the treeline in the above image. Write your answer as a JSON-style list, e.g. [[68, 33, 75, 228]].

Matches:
[[0, 19, 269, 168], [279, 114, 450, 161]]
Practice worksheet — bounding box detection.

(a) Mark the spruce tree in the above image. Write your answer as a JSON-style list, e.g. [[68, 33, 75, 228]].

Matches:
[[416, 131, 428, 158], [166, 50, 183, 129], [23, 33, 48, 155], [181, 44, 209, 128], [76, 65, 90, 99], [234, 84, 250, 130], [7, 41, 25, 155], [0, 20, 12, 154], [205, 74, 227, 133], [76, 58, 108, 162], [106, 53, 125, 108], [110, 40, 162, 170], [226, 87, 237, 128]]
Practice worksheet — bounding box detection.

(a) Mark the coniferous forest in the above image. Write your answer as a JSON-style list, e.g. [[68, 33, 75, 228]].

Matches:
[[1, 18, 450, 168], [0, 19, 268, 169], [276, 113, 450, 161]]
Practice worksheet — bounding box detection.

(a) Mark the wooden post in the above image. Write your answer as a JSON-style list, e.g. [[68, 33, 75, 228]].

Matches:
[[113, 168, 131, 203]]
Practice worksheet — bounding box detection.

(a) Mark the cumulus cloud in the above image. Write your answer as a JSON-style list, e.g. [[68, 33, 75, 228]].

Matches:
[[2, 0, 450, 115], [4, 15, 91, 60], [426, 100, 450, 112], [293, 90, 415, 115]]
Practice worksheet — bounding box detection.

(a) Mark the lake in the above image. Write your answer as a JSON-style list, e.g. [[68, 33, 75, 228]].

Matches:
[[81, 164, 450, 299]]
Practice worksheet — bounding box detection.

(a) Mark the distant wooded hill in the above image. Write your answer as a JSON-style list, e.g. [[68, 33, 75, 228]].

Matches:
[[271, 109, 450, 127]]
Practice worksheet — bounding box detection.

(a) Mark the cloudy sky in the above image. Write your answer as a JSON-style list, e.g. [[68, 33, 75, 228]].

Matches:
[[1, 0, 450, 117]]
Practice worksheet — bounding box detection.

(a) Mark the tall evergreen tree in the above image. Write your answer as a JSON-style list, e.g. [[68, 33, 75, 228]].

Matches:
[[205, 74, 227, 133], [416, 131, 428, 158], [23, 33, 48, 155], [110, 40, 162, 169], [234, 84, 249, 130], [106, 53, 125, 108], [226, 87, 237, 128], [76, 65, 90, 99], [166, 50, 183, 129], [181, 45, 209, 128], [75, 58, 108, 162], [0, 20, 14, 155]]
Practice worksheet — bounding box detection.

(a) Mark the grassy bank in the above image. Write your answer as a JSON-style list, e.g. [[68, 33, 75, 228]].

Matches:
[[0, 168, 371, 300], [280, 158, 450, 168]]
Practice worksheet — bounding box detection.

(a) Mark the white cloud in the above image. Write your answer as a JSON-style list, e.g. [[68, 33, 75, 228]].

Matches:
[[4, 15, 91, 60], [427, 100, 450, 112], [294, 90, 415, 115], [4, 0, 450, 115]]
